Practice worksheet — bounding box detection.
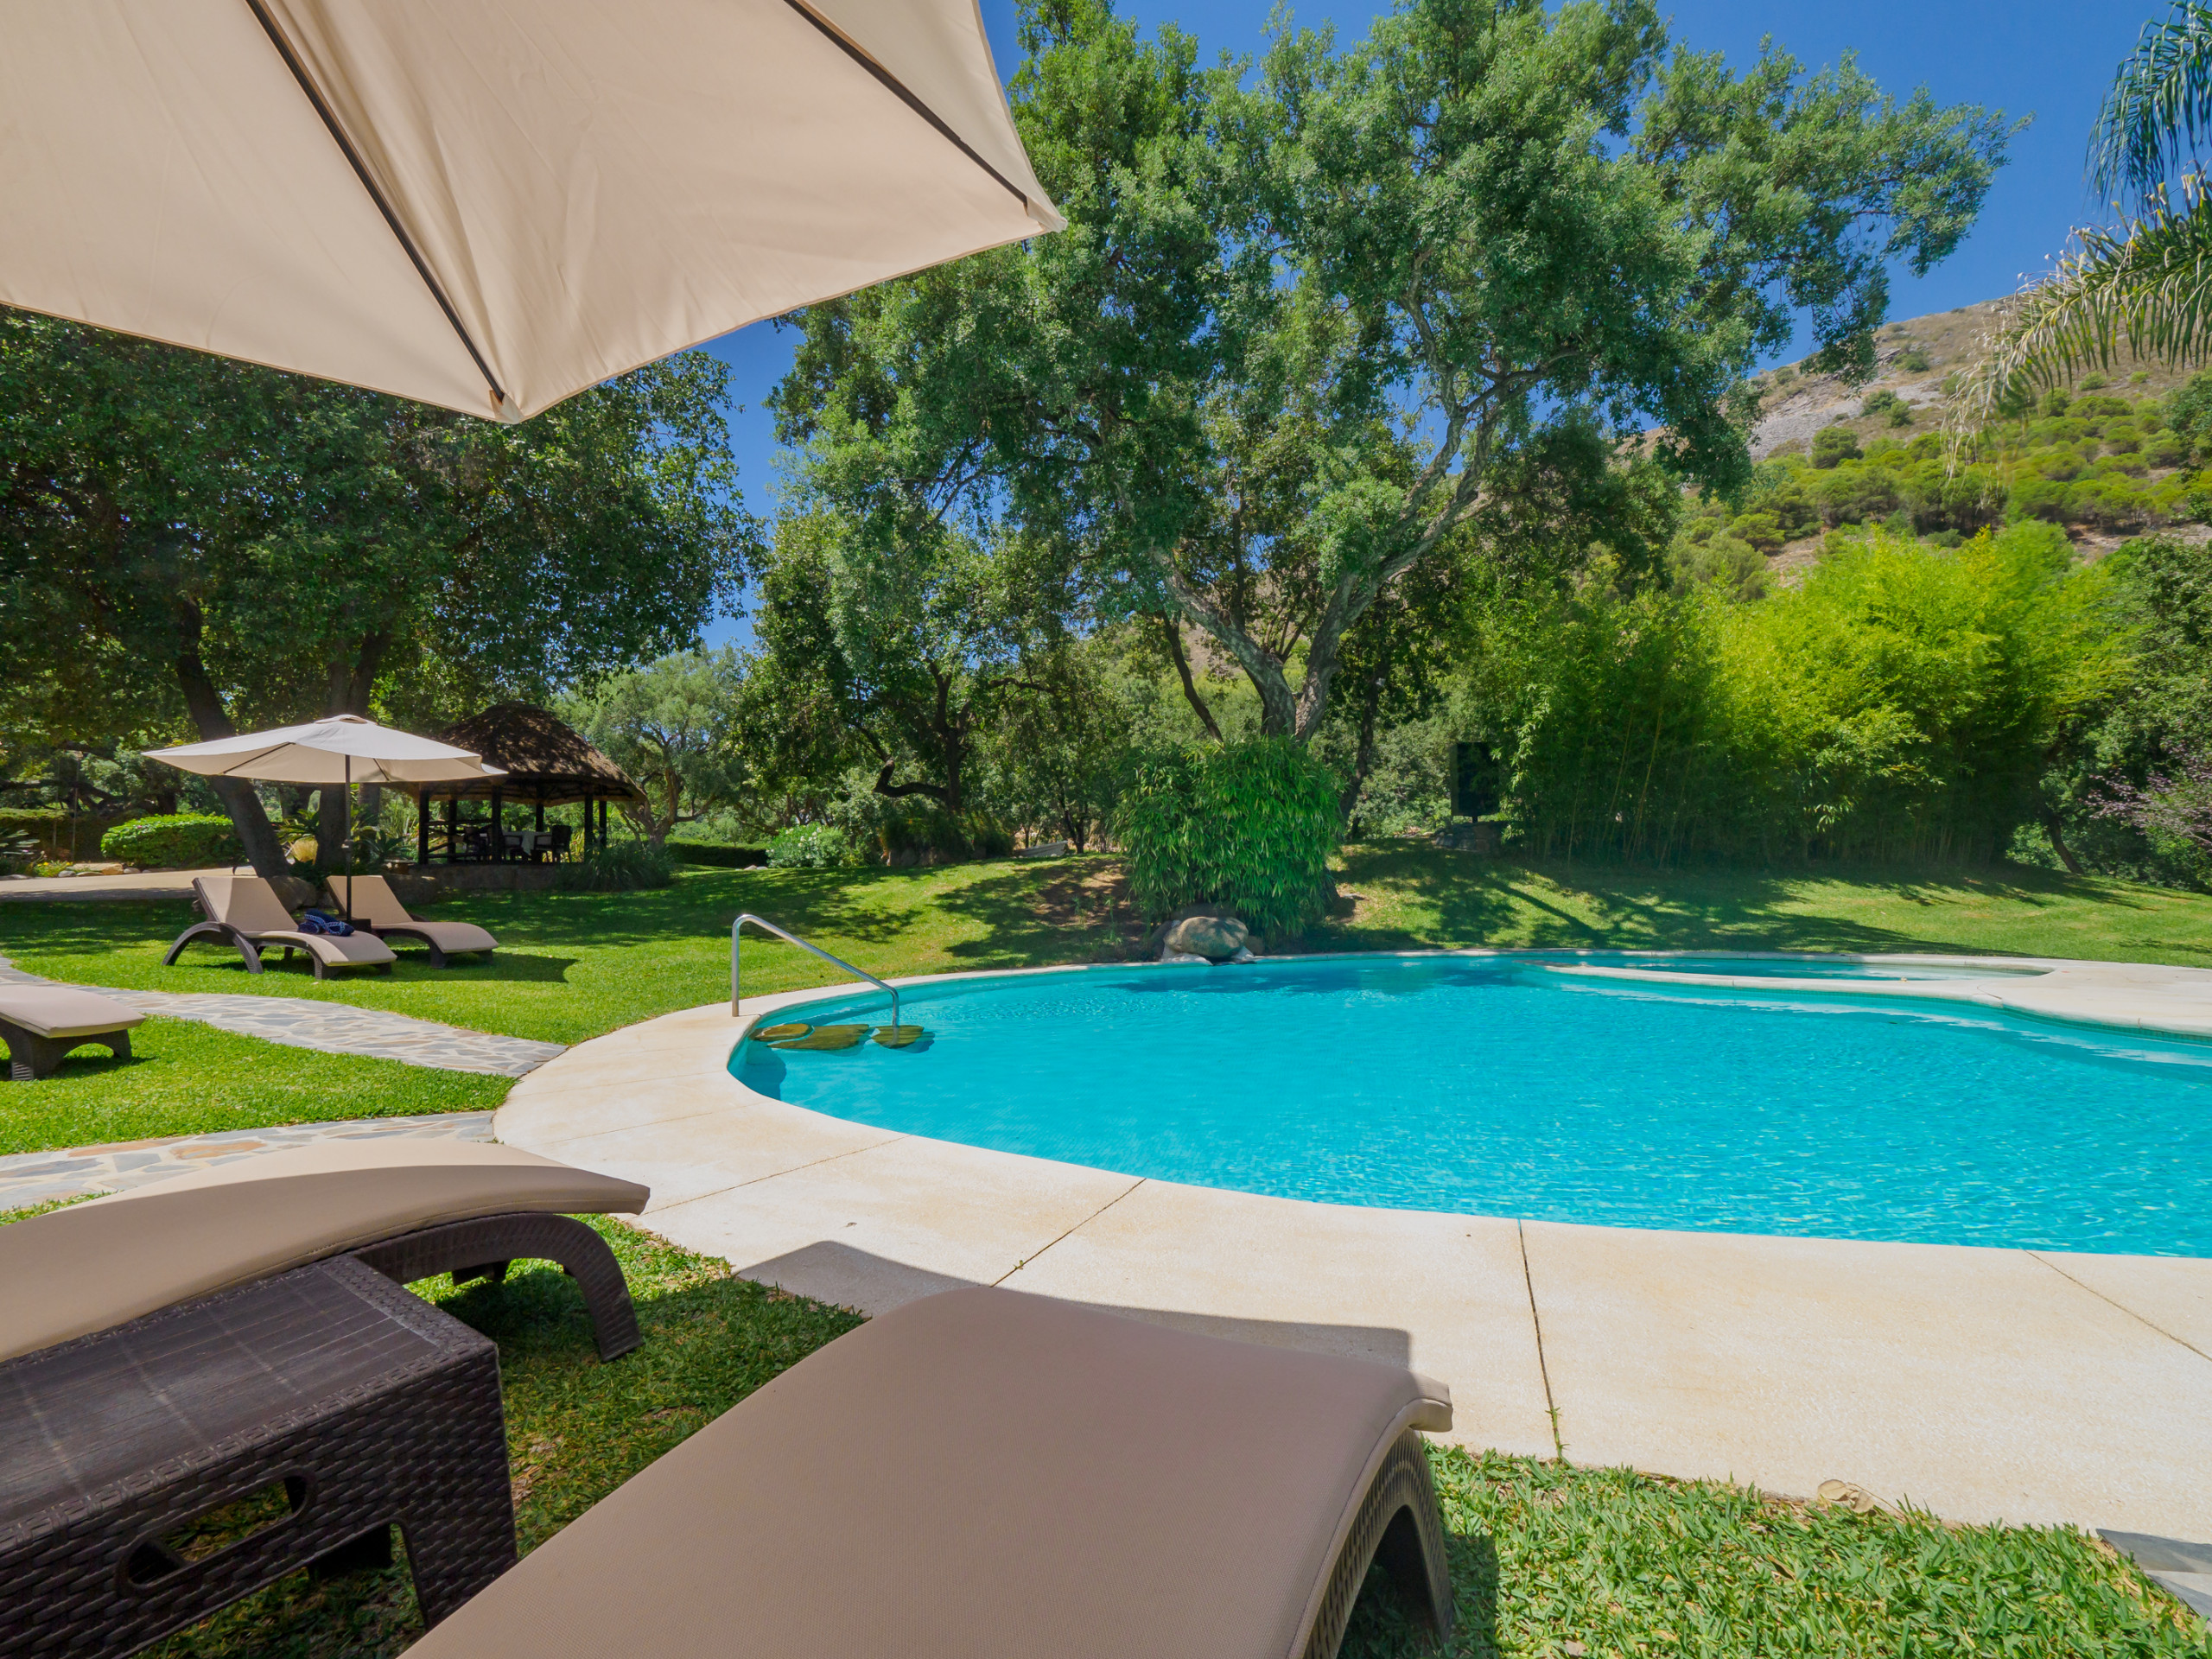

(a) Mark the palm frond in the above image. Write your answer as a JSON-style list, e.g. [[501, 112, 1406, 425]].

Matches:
[[1946, 199, 2212, 463], [2088, 0, 2212, 201]]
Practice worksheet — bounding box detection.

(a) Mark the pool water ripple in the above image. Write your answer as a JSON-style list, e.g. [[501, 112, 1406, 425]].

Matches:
[[735, 955, 2212, 1256]]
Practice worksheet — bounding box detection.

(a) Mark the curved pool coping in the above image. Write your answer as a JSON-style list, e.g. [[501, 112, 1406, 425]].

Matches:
[[495, 949, 2212, 1541]]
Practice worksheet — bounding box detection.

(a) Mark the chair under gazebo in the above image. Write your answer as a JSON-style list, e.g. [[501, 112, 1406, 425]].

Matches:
[[417, 704, 645, 865]]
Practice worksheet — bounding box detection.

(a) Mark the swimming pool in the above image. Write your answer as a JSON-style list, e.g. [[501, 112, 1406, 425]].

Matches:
[[734, 955, 2212, 1256]]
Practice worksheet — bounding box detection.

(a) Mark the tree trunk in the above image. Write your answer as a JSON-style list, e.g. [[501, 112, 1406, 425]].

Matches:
[[2044, 811, 2084, 876], [1338, 674, 1384, 826], [174, 647, 288, 880], [1157, 614, 1223, 742]]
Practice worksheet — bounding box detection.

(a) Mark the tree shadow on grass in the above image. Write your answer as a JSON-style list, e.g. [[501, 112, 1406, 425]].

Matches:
[[1332, 849, 2172, 958]]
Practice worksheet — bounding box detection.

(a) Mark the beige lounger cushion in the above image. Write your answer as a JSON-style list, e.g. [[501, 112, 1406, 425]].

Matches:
[[0, 1140, 647, 1363], [332, 874, 497, 954], [0, 986, 145, 1039], [255, 928, 397, 967], [193, 873, 300, 934], [409, 1286, 1453, 1659]]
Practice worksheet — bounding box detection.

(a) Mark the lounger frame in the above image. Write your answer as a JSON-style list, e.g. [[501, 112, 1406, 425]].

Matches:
[[1303, 1427, 1455, 1657], [162, 919, 391, 980], [359, 923, 493, 968], [350, 1212, 641, 1362], [0, 1015, 133, 1082]]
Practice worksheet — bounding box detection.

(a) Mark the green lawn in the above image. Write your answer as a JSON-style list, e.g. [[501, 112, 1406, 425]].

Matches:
[[0, 1211, 2171, 1659], [6, 851, 2208, 1159], [0, 1015, 509, 1156], [4, 852, 2207, 1059]]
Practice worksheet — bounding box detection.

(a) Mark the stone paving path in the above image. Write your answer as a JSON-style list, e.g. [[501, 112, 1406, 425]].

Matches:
[[0, 1109, 495, 1210], [0, 954, 565, 1077]]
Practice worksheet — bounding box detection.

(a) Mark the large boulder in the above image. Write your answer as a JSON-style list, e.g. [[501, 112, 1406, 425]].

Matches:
[[1163, 910, 1249, 963]]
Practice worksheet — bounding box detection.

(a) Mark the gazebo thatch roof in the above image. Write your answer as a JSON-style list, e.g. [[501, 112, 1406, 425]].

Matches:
[[427, 702, 645, 806]]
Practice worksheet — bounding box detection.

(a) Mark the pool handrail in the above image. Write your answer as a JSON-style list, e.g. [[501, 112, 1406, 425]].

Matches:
[[730, 913, 899, 1031]]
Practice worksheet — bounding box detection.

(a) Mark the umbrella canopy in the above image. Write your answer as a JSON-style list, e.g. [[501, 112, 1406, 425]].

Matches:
[[147, 715, 505, 786], [2, 0, 1061, 422]]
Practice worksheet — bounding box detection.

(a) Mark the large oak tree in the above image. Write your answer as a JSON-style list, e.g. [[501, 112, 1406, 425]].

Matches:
[[776, 0, 2015, 742]]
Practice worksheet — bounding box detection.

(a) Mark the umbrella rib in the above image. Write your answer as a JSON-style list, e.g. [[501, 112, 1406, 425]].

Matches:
[[779, 0, 1032, 210], [241, 0, 512, 416]]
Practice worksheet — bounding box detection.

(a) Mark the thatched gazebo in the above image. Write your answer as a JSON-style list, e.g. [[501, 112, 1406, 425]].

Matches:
[[416, 702, 645, 864]]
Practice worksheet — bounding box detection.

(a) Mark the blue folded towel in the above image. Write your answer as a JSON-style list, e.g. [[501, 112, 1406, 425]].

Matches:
[[299, 909, 355, 937]]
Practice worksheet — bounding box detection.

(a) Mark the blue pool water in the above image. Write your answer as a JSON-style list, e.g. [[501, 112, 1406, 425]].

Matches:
[[734, 955, 2212, 1255]]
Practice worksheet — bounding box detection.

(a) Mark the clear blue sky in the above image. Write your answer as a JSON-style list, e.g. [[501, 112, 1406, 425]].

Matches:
[[700, 0, 2157, 643]]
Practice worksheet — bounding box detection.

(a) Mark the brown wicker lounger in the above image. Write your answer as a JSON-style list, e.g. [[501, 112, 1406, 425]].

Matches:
[[0, 1140, 652, 1364], [163, 873, 397, 978], [0, 984, 144, 1080], [407, 1286, 1458, 1659], [331, 873, 498, 965]]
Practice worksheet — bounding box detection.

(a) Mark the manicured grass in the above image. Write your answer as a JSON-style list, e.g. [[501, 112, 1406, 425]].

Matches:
[[0, 1208, 2178, 1658], [1336, 848, 2212, 968], [1340, 1448, 2209, 1657], [4, 853, 2208, 1061], [0, 1015, 509, 1156]]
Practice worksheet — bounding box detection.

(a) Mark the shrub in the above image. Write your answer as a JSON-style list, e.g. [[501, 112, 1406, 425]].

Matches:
[[766, 823, 853, 868], [1898, 347, 1931, 372], [1811, 424, 1861, 468], [99, 813, 241, 869], [555, 839, 677, 891], [1119, 738, 1342, 936], [669, 842, 767, 868]]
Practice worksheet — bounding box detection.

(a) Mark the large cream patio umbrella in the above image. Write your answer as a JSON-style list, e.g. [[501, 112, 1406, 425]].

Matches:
[[148, 715, 505, 916], [1, 0, 1061, 422]]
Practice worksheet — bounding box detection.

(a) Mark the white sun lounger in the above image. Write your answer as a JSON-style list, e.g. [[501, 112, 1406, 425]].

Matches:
[[163, 874, 396, 979]]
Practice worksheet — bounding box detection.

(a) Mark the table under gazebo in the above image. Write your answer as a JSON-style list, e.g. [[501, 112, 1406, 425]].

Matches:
[[416, 704, 645, 865]]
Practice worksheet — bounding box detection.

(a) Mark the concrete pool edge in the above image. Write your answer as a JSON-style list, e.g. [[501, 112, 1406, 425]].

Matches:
[[498, 974, 2212, 1541]]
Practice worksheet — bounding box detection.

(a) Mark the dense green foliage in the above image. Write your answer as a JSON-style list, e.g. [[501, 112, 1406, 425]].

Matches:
[[1472, 526, 2121, 863], [0, 311, 752, 877], [99, 813, 239, 870], [766, 823, 855, 869], [771, 0, 2008, 747], [1119, 739, 1343, 932], [560, 649, 747, 844]]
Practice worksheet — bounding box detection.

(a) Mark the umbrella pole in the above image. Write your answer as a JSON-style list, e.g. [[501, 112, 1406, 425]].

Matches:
[[341, 754, 353, 922]]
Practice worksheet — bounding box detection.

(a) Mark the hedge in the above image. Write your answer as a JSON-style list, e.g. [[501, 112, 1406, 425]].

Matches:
[[1117, 739, 1341, 936], [100, 813, 242, 870], [0, 808, 132, 861], [668, 842, 767, 868]]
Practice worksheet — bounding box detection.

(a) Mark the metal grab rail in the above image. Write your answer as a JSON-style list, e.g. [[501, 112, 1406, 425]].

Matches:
[[730, 913, 899, 1030]]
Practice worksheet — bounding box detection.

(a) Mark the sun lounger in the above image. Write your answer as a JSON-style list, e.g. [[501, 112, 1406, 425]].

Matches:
[[0, 1139, 652, 1364], [331, 873, 498, 965], [405, 1286, 1458, 1659], [164, 873, 397, 978], [0, 984, 144, 1079]]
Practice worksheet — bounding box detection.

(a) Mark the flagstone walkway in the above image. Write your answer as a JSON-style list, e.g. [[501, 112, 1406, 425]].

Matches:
[[0, 954, 565, 1077], [0, 1110, 496, 1210]]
